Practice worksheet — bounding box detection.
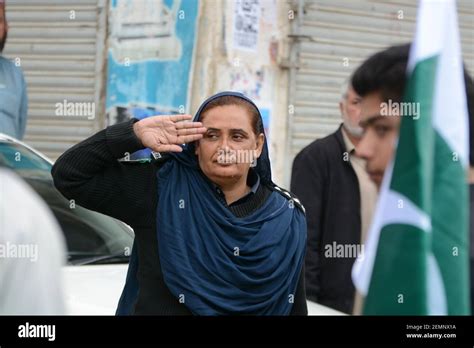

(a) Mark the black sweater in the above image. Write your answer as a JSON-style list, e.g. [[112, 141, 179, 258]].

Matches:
[[51, 119, 308, 315]]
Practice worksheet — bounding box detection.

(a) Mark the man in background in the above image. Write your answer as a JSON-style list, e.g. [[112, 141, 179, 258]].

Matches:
[[0, 0, 28, 139], [291, 81, 377, 314]]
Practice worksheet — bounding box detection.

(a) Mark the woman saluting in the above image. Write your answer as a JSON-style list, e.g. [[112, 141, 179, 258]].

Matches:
[[52, 91, 307, 315]]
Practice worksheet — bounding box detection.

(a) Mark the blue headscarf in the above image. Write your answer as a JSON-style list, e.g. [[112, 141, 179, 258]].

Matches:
[[116, 91, 306, 315]]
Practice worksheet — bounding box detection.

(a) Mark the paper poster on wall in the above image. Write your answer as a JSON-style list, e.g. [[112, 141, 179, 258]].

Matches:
[[106, 0, 199, 159], [233, 0, 260, 51]]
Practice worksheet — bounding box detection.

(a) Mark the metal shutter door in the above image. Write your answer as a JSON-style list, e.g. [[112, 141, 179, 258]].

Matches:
[[286, 0, 474, 183], [3, 0, 106, 160]]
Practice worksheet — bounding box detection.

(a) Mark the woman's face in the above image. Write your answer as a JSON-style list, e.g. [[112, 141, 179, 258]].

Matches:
[[195, 104, 264, 187]]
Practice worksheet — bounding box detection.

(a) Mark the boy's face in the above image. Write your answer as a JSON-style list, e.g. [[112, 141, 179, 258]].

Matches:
[[355, 92, 401, 188]]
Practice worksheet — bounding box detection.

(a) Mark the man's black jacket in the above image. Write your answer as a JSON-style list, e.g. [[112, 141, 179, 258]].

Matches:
[[291, 124, 361, 314]]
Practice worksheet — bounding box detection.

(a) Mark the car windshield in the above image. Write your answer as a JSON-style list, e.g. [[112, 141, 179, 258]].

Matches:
[[0, 141, 133, 265], [0, 141, 52, 179]]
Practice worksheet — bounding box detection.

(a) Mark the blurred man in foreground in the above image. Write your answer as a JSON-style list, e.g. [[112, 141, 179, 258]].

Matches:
[[0, 168, 66, 314], [351, 43, 473, 314], [351, 45, 410, 189]]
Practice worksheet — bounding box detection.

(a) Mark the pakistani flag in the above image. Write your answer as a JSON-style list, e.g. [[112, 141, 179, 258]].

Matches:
[[352, 0, 471, 315]]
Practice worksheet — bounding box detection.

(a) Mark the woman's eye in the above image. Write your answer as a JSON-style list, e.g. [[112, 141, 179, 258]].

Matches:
[[206, 134, 218, 140]]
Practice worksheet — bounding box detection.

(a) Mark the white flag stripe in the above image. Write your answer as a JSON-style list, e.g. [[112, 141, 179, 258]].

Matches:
[[407, 0, 445, 74], [432, 1, 469, 166]]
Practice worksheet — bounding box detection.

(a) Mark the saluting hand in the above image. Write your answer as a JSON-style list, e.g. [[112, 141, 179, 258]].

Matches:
[[133, 114, 206, 153]]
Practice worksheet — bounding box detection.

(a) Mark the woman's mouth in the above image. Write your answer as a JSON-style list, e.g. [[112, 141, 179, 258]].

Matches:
[[214, 160, 234, 166]]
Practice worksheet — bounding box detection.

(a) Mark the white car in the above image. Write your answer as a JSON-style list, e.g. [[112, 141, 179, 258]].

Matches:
[[0, 133, 133, 315], [0, 133, 344, 316]]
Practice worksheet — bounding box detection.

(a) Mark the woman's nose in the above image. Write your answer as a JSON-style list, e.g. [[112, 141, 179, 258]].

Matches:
[[218, 135, 231, 149]]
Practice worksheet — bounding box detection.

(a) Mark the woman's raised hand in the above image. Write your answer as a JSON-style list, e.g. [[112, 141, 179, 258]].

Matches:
[[133, 114, 206, 153]]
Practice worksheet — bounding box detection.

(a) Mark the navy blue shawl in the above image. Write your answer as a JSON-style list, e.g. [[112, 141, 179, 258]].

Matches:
[[116, 92, 306, 315]]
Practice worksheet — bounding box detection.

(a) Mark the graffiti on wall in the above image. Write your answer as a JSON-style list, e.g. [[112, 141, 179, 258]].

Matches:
[[106, 0, 199, 158]]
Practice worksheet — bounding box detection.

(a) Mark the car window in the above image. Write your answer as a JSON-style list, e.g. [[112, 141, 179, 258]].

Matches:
[[0, 141, 134, 265], [55, 209, 108, 254], [0, 142, 52, 172]]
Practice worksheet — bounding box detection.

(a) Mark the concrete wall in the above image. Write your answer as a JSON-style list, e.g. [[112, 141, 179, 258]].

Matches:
[[189, 0, 292, 186]]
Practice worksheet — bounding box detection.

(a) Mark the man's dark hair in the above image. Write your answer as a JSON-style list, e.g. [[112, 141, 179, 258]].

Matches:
[[352, 43, 474, 165], [351, 43, 410, 103]]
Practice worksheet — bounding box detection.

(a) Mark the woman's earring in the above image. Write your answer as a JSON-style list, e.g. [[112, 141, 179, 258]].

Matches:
[[250, 158, 257, 167]]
